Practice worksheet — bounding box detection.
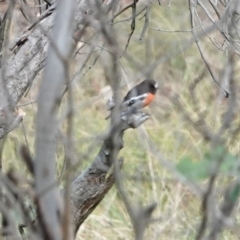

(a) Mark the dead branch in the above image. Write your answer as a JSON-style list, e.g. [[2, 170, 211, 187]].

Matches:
[[0, 0, 103, 140], [34, 0, 76, 239], [70, 112, 150, 235]]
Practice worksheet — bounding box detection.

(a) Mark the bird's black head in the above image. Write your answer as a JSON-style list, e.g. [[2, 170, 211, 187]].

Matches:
[[144, 79, 158, 94]]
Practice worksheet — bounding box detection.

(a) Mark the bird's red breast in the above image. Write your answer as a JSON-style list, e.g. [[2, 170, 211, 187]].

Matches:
[[143, 93, 155, 107]]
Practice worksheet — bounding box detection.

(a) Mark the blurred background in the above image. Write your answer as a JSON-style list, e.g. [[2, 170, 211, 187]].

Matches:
[[1, 0, 240, 239]]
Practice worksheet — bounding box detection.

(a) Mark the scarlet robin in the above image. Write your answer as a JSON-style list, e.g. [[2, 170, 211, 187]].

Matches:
[[122, 79, 158, 111], [106, 79, 158, 119]]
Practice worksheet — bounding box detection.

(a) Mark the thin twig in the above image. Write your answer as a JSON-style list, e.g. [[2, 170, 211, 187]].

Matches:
[[139, 4, 151, 40], [113, 5, 147, 25], [209, 0, 222, 19], [112, 0, 138, 19], [189, 0, 229, 97], [123, 0, 137, 53]]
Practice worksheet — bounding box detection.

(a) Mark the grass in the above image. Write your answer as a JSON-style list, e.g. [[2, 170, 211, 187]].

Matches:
[[2, 1, 240, 240]]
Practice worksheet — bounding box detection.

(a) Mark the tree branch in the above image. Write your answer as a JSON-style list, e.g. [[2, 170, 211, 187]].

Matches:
[[0, 0, 101, 140], [34, 0, 75, 239], [70, 112, 150, 235]]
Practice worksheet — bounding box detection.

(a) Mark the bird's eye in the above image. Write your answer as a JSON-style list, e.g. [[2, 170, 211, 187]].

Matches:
[[129, 100, 135, 106]]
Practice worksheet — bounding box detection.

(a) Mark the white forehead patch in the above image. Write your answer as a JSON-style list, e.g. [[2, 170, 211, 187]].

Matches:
[[154, 83, 158, 89]]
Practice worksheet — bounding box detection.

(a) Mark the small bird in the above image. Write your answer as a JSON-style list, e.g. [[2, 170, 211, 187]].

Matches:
[[106, 79, 158, 119], [122, 79, 158, 111]]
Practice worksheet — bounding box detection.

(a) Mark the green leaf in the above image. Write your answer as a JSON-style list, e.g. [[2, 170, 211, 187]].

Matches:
[[220, 152, 237, 174], [178, 148, 238, 182], [203, 146, 237, 175], [229, 183, 240, 203], [177, 157, 210, 181]]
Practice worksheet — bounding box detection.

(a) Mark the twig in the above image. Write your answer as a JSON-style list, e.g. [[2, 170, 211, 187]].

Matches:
[[112, 0, 138, 20], [20, 145, 34, 176], [139, 4, 151, 40], [43, 0, 52, 6], [123, 0, 137, 53], [150, 16, 210, 33], [217, 52, 235, 136], [195, 10, 223, 51], [176, 92, 215, 141], [150, 27, 194, 32], [209, 0, 222, 19], [207, 180, 240, 240], [9, 3, 56, 52], [0, 7, 7, 67], [189, 69, 208, 120], [189, 0, 229, 97], [61, 43, 96, 98], [113, 5, 147, 25]]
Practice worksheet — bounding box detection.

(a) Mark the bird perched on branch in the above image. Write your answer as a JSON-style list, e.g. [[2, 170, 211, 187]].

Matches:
[[122, 79, 158, 110], [106, 79, 158, 119]]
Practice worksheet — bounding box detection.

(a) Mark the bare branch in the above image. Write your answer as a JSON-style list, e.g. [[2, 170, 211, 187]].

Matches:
[[35, 0, 76, 239], [70, 112, 150, 235], [189, 0, 229, 97]]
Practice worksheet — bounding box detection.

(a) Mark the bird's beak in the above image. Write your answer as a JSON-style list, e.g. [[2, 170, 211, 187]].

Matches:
[[155, 83, 158, 89]]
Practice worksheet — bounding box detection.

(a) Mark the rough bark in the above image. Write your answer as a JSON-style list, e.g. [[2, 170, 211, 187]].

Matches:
[[70, 113, 150, 235], [0, 0, 98, 139]]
